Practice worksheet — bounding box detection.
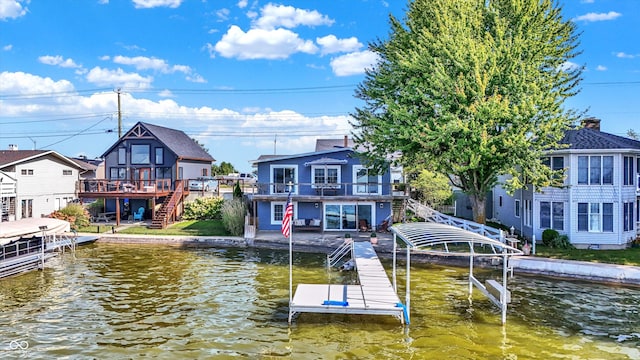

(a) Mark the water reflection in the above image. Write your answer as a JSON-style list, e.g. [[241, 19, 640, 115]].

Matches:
[[0, 243, 639, 359]]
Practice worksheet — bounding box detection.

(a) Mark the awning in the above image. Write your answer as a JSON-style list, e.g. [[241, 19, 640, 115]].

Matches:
[[0, 218, 71, 245], [304, 157, 348, 166]]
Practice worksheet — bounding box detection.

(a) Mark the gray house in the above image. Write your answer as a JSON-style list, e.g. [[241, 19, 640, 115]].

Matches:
[[493, 118, 640, 249], [78, 122, 215, 228]]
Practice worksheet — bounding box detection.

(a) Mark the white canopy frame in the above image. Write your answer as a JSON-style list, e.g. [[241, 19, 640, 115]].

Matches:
[[390, 222, 523, 324]]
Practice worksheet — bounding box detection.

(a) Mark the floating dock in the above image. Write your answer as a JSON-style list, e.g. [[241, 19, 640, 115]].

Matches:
[[289, 241, 406, 323]]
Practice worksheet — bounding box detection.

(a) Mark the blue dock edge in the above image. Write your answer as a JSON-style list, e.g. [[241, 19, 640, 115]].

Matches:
[[396, 303, 410, 325]]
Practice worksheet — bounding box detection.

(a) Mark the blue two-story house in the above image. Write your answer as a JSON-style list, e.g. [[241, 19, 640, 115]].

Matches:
[[251, 139, 403, 233]]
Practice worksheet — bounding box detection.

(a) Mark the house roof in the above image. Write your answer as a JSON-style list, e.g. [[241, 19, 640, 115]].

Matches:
[[101, 122, 215, 162], [70, 157, 98, 172], [0, 150, 83, 170], [253, 147, 353, 164], [315, 137, 355, 151], [559, 128, 640, 150]]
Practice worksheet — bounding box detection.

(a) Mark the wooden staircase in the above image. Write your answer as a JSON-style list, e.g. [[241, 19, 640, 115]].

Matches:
[[149, 180, 184, 229]]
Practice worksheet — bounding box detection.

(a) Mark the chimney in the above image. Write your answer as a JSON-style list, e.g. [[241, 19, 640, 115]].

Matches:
[[8, 144, 18, 151], [344, 135, 349, 147], [581, 117, 601, 131]]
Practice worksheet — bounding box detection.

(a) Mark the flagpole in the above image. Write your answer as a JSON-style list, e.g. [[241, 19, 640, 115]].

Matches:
[[289, 224, 293, 306]]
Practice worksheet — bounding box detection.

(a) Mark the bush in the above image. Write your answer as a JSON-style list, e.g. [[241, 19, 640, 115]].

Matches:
[[221, 198, 246, 236], [542, 229, 560, 246], [49, 203, 91, 230], [183, 197, 224, 220]]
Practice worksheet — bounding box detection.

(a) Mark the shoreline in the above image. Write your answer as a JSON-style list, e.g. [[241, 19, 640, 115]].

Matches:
[[89, 232, 640, 287]]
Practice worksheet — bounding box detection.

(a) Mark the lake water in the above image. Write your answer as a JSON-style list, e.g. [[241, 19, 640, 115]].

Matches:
[[1, 243, 639, 359]]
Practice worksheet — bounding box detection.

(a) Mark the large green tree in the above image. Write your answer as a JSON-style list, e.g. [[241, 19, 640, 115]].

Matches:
[[352, 0, 582, 223]]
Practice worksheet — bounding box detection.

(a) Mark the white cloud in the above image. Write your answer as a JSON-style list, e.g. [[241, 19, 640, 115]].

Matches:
[[316, 35, 362, 55], [595, 65, 607, 71], [573, 11, 621, 22], [85, 66, 153, 89], [253, 4, 334, 30], [112, 55, 192, 74], [0, 0, 27, 20], [214, 25, 317, 60], [558, 61, 580, 72], [216, 8, 230, 21], [330, 50, 379, 77], [38, 55, 82, 68], [3, 44, 12, 51], [158, 89, 173, 97], [132, 0, 182, 9], [98, 0, 109, 4], [99, 55, 111, 61], [615, 52, 636, 59], [236, 0, 247, 9], [0, 71, 74, 96], [580, 0, 595, 3], [186, 73, 206, 83]]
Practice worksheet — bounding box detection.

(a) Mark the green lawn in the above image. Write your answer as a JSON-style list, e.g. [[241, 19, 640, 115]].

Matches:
[[533, 245, 640, 266], [79, 220, 229, 236]]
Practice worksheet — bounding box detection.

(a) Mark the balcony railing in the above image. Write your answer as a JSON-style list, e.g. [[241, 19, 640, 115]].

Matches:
[[251, 182, 407, 197], [78, 179, 174, 194]]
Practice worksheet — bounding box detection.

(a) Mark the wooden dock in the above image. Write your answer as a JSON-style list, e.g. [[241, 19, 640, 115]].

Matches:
[[289, 241, 405, 323]]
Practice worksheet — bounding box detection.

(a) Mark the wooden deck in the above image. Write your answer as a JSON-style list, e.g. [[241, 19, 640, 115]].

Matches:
[[289, 241, 405, 323]]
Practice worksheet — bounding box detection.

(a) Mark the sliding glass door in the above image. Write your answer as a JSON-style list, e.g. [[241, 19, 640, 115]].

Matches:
[[324, 203, 374, 231]]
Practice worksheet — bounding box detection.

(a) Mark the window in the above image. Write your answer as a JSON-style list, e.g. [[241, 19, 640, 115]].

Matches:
[[110, 167, 127, 180], [623, 156, 635, 186], [312, 166, 340, 188], [118, 148, 126, 165], [578, 156, 613, 185], [155, 148, 164, 165], [20, 169, 34, 175], [271, 165, 296, 194], [271, 201, 295, 224], [515, 199, 520, 218], [524, 200, 532, 227], [499, 196, 503, 207], [155, 167, 172, 179], [353, 166, 381, 194], [540, 201, 563, 230], [202, 168, 208, 176], [62, 170, 72, 176], [543, 156, 565, 182], [578, 202, 613, 232], [21, 199, 33, 218], [131, 144, 150, 164], [624, 202, 634, 232]]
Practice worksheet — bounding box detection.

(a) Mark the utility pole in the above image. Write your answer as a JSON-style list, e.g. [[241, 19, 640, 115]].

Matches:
[[116, 88, 122, 138]]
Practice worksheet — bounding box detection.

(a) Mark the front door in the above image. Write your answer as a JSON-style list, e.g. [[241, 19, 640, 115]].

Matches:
[[134, 168, 152, 188]]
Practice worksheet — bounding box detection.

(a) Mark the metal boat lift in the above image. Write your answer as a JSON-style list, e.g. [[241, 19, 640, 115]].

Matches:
[[289, 240, 408, 324], [390, 222, 523, 324]]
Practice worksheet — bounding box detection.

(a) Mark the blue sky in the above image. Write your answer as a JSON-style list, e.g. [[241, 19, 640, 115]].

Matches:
[[1, 0, 639, 172]]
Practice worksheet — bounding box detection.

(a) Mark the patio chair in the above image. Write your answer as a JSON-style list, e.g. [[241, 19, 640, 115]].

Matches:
[[133, 207, 145, 221]]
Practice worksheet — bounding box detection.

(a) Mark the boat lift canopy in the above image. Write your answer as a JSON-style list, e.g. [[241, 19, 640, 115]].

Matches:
[[389, 222, 523, 324]]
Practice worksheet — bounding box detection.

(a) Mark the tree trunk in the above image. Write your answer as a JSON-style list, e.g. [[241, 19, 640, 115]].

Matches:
[[469, 194, 486, 224]]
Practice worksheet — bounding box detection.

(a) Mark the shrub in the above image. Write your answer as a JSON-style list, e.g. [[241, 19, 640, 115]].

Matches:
[[542, 229, 560, 246], [49, 203, 91, 230], [183, 197, 224, 220], [546, 234, 574, 249], [221, 198, 246, 236], [233, 182, 243, 198]]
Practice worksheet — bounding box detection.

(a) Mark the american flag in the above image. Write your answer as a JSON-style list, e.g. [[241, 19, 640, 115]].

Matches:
[[281, 192, 293, 238]]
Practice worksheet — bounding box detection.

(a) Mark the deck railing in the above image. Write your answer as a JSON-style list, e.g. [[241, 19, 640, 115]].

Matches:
[[78, 179, 173, 194], [251, 182, 407, 197]]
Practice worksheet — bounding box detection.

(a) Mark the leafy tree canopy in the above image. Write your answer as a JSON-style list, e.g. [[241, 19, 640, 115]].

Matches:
[[351, 0, 583, 223], [211, 161, 237, 176]]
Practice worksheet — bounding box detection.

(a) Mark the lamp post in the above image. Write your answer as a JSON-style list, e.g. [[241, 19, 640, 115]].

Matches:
[[39, 225, 48, 269]]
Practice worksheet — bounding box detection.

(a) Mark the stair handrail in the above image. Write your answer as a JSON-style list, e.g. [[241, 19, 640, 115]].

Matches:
[[327, 241, 353, 269]]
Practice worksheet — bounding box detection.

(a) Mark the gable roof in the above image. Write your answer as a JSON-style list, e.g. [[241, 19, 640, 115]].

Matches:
[[0, 150, 83, 170], [101, 122, 215, 162], [559, 128, 640, 150]]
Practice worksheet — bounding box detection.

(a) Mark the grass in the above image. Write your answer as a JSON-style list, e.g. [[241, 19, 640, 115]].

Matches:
[[79, 220, 229, 236], [533, 245, 640, 266]]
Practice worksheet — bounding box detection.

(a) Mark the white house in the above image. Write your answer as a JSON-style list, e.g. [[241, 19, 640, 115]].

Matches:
[[493, 118, 640, 249], [0, 148, 83, 220], [0, 170, 17, 222]]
